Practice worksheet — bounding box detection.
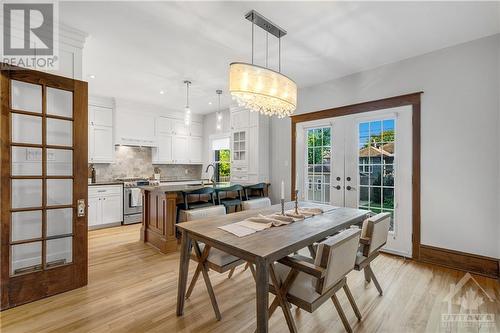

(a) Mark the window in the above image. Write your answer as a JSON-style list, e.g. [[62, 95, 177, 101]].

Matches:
[[358, 119, 395, 230], [305, 127, 331, 203], [214, 149, 230, 182]]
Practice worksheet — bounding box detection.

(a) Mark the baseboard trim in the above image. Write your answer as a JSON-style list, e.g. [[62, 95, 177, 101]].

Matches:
[[419, 245, 499, 279]]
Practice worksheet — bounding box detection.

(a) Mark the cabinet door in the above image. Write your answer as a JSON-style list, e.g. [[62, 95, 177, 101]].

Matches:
[[156, 117, 173, 135], [101, 194, 122, 224], [156, 135, 173, 163], [172, 136, 188, 163], [88, 196, 101, 227], [189, 136, 202, 163], [92, 126, 113, 162], [232, 130, 247, 165], [88, 125, 95, 163], [248, 126, 258, 174], [231, 110, 249, 129], [190, 122, 203, 136], [91, 106, 113, 127], [173, 119, 188, 136]]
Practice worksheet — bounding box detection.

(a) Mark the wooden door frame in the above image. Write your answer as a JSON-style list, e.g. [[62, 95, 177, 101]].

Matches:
[[290, 92, 422, 260], [1, 64, 88, 309]]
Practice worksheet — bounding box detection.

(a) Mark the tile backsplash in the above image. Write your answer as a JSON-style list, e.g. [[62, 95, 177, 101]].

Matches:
[[91, 146, 202, 181]]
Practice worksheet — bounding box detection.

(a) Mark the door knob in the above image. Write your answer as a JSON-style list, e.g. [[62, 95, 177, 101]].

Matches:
[[346, 177, 351, 181], [346, 185, 354, 191], [334, 185, 341, 190], [336, 177, 341, 181]]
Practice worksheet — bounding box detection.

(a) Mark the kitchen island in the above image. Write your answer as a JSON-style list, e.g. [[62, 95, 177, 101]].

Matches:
[[140, 183, 270, 254]]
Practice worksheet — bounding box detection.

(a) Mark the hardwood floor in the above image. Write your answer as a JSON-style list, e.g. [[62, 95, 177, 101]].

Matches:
[[1, 224, 499, 333]]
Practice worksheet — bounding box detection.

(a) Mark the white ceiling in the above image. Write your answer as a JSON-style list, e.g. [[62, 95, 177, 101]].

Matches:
[[60, 1, 500, 114]]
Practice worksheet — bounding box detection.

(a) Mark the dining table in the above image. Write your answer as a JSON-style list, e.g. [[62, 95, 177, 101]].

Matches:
[[175, 201, 370, 332]]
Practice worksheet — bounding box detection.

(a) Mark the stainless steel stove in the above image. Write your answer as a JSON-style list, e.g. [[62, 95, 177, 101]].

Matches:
[[116, 178, 151, 224]]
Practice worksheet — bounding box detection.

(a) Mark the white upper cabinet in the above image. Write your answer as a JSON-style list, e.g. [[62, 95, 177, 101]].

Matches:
[[152, 134, 173, 164], [189, 136, 203, 163], [173, 119, 189, 136], [172, 136, 189, 163], [231, 109, 249, 130], [88, 102, 114, 164], [190, 122, 203, 136], [156, 117, 174, 135], [115, 112, 156, 146]]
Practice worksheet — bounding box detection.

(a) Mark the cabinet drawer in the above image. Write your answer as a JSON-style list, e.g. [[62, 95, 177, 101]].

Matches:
[[232, 165, 248, 173], [88, 185, 123, 197], [231, 173, 248, 182]]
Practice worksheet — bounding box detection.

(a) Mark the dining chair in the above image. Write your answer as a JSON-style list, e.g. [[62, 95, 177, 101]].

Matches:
[[183, 205, 246, 321], [241, 197, 271, 211], [216, 184, 244, 213], [354, 212, 391, 296], [268, 228, 362, 333]]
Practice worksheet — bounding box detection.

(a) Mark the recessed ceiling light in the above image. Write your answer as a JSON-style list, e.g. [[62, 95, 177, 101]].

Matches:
[[89, 74, 96, 79], [208, 102, 212, 105], [160, 90, 165, 95]]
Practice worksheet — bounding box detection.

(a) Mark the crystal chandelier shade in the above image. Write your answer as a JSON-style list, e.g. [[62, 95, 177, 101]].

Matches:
[[229, 10, 297, 118], [229, 63, 297, 118]]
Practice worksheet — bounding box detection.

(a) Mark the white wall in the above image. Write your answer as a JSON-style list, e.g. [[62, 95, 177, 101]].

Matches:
[[270, 34, 500, 258], [202, 109, 231, 178]]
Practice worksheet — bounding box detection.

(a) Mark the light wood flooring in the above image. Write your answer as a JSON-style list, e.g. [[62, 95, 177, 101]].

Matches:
[[1, 224, 499, 333]]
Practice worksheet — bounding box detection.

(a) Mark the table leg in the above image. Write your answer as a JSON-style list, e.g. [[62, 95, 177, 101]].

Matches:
[[176, 230, 191, 316], [255, 259, 269, 333]]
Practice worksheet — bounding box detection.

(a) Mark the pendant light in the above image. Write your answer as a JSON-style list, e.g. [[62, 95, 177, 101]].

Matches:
[[229, 10, 297, 118], [216, 89, 222, 131], [184, 80, 191, 125]]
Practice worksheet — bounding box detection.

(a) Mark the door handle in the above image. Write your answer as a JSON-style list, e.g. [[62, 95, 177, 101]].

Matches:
[[77, 199, 85, 217], [333, 185, 341, 190], [346, 185, 355, 191]]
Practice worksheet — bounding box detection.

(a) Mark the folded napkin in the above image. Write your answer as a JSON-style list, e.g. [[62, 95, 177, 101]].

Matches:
[[285, 207, 324, 219]]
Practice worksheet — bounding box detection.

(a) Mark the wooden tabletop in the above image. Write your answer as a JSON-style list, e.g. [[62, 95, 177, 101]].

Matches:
[[176, 202, 369, 262]]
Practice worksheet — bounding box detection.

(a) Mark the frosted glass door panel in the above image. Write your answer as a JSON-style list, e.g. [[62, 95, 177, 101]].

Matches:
[[46, 208, 72, 237], [12, 179, 42, 208], [47, 149, 72, 176], [11, 210, 42, 241], [11, 147, 42, 176], [11, 114, 42, 144], [46, 237, 72, 266], [11, 80, 42, 113], [47, 88, 73, 118], [11, 241, 42, 275], [47, 179, 72, 206], [47, 119, 72, 146]]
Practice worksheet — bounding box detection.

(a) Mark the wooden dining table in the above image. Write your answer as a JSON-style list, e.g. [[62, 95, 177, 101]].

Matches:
[[175, 202, 370, 332]]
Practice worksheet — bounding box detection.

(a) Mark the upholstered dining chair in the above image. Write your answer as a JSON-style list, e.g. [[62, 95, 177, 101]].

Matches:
[[241, 197, 271, 211], [354, 212, 391, 296], [183, 205, 246, 321], [268, 228, 362, 333]]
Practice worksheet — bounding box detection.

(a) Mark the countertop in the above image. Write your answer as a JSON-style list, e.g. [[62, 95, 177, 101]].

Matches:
[[88, 181, 124, 186], [140, 182, 269, 193]]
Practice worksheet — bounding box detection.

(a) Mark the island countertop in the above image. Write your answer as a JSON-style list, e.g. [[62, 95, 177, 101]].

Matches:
[[139, 182, 247, 192]]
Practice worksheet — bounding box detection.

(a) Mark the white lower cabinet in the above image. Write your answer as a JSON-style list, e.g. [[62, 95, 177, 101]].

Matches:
[[88, 185, 123, 229]]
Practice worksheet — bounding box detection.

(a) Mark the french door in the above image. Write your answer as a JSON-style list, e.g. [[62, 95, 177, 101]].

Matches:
[[298, 106, 412, 257], [1, 65, 88, 309]]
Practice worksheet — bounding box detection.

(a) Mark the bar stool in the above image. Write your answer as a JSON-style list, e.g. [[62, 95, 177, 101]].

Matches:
[[216, 185, 244, 213], [177, 187, 216, 223], [244, 183, 267, 200]]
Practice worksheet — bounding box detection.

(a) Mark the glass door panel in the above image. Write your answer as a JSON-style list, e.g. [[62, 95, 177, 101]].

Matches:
[[46, 149, 73, 176], [46, 119, 73, 146], [304, 127, 331, 204], [11, 211, 42, 242], [11, 147, 42, 176], [46, 208, 73, 237], [46, 88, 73, 118], [46, 237, 73, 267], [11, 242, 42, 275], [11, 80, 42, 113], [11, 114, 42, 144], [11, 179, 43, 209], [46, 179, 73, 206]]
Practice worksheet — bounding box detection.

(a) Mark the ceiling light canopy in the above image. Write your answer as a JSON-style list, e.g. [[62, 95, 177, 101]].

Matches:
[[229, 10, 297, 118]]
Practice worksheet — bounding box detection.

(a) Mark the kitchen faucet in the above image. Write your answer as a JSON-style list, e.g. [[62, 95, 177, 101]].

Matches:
[[205, 163, 216, 185]]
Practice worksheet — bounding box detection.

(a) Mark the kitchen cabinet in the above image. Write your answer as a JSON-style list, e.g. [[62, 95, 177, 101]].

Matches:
[[172, 136, 189, 163], [156, 117, 174, 135], [173, 119, 189, 136], [152, 134, 173, 164], [229, 106, 269, 184], [89, 104, 114, 163], [190, 122, 203, 136], [115, 112, 156, 147], [189, 136, 203, 163], [88, 185, 123, 229]]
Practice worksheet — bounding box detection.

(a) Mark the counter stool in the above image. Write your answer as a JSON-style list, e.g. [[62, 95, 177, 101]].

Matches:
[[216, 185, 244, 213], [177, 187, 216, 224], [244, 183, 267, 200]]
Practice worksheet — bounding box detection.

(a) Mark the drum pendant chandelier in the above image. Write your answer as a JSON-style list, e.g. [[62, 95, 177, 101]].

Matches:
[[229, 10, 297, 118]]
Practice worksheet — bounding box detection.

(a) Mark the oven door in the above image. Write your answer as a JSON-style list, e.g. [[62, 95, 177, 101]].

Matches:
[[124, 188, 143, 215]]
